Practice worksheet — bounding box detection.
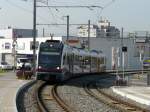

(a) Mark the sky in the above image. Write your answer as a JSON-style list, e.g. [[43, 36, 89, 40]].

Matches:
[[0, 0, 150, 36]]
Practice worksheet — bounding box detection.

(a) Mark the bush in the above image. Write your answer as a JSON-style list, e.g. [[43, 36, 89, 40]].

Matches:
[[16, 70, 33, 80], [0, 69, 6, 73]]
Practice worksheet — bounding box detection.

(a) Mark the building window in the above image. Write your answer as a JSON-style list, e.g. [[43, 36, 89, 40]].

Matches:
[[16, 43, 25, 50], [5, 42, 11, 49]]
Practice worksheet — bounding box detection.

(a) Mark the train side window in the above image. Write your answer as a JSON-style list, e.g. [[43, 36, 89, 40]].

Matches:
[[64, 53, 67, 65], [70, 54, 74, 64], [101, 58, 104, 64], [88, 56, 91, 64], [76, 55, 79, 65], [85, 56, 89, 64], [63, 54, 66, 65], [74, 55, 78, 65], [103, 57, 105, 64], [79, 56, 82, 64], [99, 58, 101, 64], [67, 54, 70, 64]]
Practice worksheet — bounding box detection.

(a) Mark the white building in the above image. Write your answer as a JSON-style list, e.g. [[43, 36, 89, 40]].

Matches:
[[77, 18, 120, 38], [0, 37, 62, 65], [97, 18, 120, 38], [77, 25, 98, 37]]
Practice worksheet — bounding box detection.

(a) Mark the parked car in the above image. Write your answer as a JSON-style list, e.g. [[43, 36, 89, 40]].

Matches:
[[16, 58, 32, 70], [0, 61, 13, 70]]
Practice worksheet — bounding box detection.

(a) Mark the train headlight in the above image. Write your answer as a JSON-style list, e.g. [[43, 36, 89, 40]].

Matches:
[[38, 66, 42, 69], [56, 67, 60, 70]]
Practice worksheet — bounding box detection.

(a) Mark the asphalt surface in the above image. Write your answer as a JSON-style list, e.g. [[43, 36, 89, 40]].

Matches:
[[0, 71, 30, 112]]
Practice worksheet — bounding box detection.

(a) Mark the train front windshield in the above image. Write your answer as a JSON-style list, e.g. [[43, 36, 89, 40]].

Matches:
[[38, 51, 61, 68]]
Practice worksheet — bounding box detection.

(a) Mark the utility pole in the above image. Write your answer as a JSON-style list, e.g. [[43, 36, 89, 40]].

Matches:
[[88, 20, 91, 72], [42, 28, 45, 37], [33, 0, 36, 75], [67, 15, 69, 43], [12, 31, 17, 72], [88, 20, 90, 51], [121, 27, 125, 80], [121, 27, 124, 68], [148, 39, 150, 86]]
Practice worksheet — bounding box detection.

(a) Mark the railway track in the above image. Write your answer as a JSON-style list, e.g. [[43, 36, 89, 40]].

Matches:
[[16, 70, 149, 112], [56, 74, 121, 112], [84, 80, 149, 112], [16, 80, 74, 112], [37, 82, 75, 112]]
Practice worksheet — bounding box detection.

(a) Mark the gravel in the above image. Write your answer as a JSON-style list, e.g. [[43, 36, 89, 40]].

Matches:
[[58, 75, 120, 112]]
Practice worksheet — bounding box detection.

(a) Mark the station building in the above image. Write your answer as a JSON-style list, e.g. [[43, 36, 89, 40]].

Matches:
[[0, 28, 150, 70]]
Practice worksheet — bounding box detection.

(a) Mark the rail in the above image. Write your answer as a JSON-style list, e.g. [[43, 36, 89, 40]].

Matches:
[[84, 79, 149, 112]]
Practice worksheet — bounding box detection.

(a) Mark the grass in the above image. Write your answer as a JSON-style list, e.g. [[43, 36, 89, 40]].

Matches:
[[0, 69, 6, 75]]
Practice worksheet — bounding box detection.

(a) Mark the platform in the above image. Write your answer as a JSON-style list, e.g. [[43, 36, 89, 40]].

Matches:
[[112, 86, 150, 106], [0, 71, 30, 112]]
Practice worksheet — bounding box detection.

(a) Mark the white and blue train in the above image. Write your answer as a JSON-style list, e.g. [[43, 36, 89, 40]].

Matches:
[[36, 40, 106, 81]]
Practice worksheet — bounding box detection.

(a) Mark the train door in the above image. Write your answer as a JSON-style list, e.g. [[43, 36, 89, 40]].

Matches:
[[91, 57, 94, 72], [62, 52, 67, 72], [91, 57, 97, 72], [79, 56, 83, 73], [82, 56, 85, 73], [73, 54, 79, 74], [83, 56, 90, 73], [89, 56, 92, 73], [97, 58, 100, 72], [70, 53, 74, 75], [67, 53, 71, 73]]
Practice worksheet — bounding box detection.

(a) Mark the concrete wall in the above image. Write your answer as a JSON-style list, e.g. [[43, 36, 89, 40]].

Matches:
[[0, 28, 34, 39], [77, 37, 141, 70], [13, 29, 34, 38]]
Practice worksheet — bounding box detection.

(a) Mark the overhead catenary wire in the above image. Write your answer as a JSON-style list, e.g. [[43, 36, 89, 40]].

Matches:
[[4, 0, 115, 36], [5, 0, 52, 25], [36, 5, 103, 9], [96, 0, 116, 22]]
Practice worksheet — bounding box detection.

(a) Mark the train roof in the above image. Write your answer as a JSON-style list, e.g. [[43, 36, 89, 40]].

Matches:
[[42, 42, 106, 58], [45, 40, 60, 43], [63, 43, 105, 58], [40, 40, 63, 50]]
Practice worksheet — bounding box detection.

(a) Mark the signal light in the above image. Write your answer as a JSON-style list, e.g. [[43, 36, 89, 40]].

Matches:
[[122, 46, 127, 52]]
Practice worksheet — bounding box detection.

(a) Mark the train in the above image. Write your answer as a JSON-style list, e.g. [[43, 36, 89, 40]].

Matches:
[[36, 40, 106, 81]]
